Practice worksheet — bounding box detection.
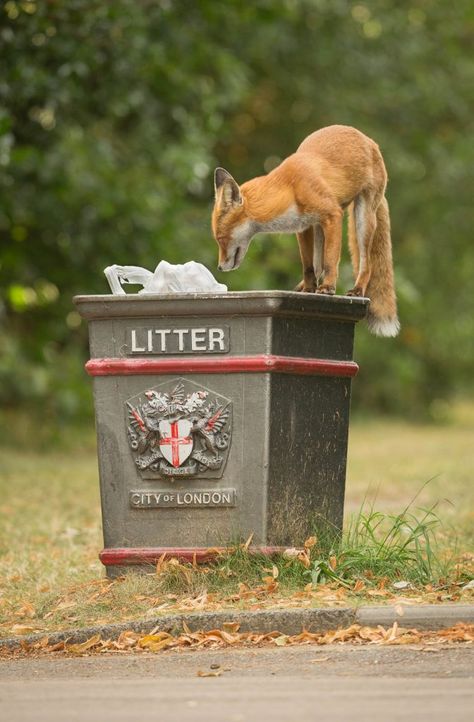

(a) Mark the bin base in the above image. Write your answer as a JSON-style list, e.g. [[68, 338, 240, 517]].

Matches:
[[100, 545, 292, 571]]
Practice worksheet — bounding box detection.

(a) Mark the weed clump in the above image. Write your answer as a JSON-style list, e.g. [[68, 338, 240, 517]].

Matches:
[[309, 503, 460, 589]]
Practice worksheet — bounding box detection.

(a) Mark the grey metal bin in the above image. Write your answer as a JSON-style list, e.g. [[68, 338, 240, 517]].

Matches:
[[74, 291, 368, 577]]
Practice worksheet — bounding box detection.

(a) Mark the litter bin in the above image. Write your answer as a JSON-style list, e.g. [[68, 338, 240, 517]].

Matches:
[[74, 291, 368, 577]]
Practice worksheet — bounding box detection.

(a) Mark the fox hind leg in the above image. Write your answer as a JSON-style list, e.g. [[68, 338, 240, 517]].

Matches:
[[347, 202, 360, 284], [313, 224, 325, 285], [346, 193, 377, 296], [295, 226, 316, 292]]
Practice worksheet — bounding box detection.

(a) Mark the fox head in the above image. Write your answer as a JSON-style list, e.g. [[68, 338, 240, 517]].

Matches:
[[212, 168, 256, 271]]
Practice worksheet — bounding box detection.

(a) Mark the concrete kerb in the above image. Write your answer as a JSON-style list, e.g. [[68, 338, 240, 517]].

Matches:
[[357, 604, 474, 630], [0, 605, 473, 652], [0, 608, 354, 651]]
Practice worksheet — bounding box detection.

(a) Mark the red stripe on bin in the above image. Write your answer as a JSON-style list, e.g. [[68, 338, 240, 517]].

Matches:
[[99, 546, 291, 566], [86, 354, 358, 378]]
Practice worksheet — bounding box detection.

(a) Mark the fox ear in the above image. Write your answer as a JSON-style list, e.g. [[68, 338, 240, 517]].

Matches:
[[214, 167, 243, 206]]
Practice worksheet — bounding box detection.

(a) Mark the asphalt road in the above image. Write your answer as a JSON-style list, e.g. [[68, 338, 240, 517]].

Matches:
[[1, 645, 473, 722]]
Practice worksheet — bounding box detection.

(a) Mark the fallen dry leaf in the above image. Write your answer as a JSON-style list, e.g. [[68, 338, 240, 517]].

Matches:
[[45, 641, 66, 653], [14, 603, 36, 619], [54, 599, 77, 612], [4, 622, 474, 660], [385, 622, 400, 642], [138, 632, 174, 652], [222, 622, 240, 633], [367, 589, 391, 598], [262, 576, 279, 593], [297, 550, 311, 568], [197, 669, 222, 677], [242, 533, 254, 551], [68, 634, 102, 654], [115, 630, 140, 649], [10, 624, 37, 635], [437, 623, 474, 642], [155, 553, 167, 574], [393, 581, 412, 590], [283, 547, 300, 559]]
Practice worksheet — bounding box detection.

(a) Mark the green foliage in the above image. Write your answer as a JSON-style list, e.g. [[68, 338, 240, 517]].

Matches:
[[1, 0, 473, 419]]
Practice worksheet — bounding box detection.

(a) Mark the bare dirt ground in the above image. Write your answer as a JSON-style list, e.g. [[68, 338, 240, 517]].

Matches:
[[0, 645, 473, 722]]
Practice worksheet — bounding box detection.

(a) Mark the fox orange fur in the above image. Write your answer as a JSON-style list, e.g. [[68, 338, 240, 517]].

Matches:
[[212, 125, 399, 337]]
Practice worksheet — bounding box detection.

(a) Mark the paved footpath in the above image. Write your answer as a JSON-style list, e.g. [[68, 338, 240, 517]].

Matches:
[[1, 645, 473, 722]]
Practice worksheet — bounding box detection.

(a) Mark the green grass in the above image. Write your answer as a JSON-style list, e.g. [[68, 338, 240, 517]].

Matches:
[[311, 502, 460, 589], [0, 406, 473, 637], [346, 402, 474, 545]]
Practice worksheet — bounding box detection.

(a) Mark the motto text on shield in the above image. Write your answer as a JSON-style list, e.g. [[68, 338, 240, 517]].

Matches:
[[126, 378, 232, 480]]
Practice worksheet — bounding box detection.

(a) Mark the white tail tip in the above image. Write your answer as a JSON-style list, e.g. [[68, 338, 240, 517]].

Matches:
[[367, 315, 400, 338]]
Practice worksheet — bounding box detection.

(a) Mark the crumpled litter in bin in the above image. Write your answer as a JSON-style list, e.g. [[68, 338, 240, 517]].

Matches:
[[104, 261, 227, 295]]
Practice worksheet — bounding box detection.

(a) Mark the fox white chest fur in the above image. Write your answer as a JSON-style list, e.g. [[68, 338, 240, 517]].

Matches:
[[254, 205, 318, 235], [230, 205, 316, 246]]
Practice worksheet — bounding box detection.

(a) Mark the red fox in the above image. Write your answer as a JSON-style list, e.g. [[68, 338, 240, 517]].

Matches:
[[212, 125, 399, 337]]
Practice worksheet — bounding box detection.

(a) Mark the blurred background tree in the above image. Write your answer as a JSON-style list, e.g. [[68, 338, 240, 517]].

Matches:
[[1, 0, 473, 423]]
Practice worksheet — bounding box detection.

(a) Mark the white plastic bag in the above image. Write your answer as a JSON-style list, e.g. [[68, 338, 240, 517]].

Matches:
[[103, 265, 153, 295], [104, 261, 227, 295]]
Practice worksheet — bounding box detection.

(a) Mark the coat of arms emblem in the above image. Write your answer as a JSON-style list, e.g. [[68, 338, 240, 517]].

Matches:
[[126, 378, 232, 480]]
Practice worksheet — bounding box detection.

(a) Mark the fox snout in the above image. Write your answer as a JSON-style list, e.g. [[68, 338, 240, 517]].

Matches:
[[214, 222, 254, 272], [218, 244, 245, 272], [216, 241, 231, 272]]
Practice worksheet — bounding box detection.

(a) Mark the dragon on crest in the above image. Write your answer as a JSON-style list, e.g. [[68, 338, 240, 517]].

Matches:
[[126, 381, 231, 478]]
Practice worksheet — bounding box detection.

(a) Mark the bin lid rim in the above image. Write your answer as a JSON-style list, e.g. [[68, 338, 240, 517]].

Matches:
[[73, 290, 369, 304], [73, 291, 369, 321]]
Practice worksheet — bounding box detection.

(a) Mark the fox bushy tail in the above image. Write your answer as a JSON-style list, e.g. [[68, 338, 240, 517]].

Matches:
[[349, 196, 400, 337]]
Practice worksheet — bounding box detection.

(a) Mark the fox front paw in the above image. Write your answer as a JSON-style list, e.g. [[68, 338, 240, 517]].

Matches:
[[294, 280, 316, 293], [316, 284, 336, 295], [346, 286, 364, 297]]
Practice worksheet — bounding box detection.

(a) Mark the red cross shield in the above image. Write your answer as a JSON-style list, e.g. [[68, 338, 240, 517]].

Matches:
[[159, 419, 193, 468]]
